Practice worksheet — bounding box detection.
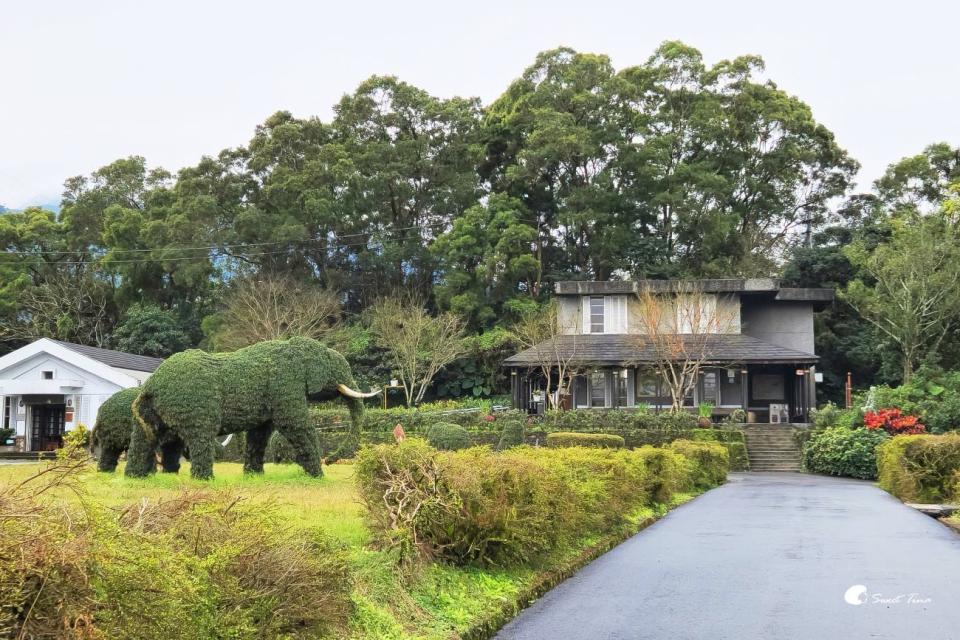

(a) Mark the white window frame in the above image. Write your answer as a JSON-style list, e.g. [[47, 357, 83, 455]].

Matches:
[[589, 296, 605, 334]]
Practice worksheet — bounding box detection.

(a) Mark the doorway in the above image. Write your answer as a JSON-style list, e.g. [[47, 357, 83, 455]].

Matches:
[[31, 404, 66, 451]]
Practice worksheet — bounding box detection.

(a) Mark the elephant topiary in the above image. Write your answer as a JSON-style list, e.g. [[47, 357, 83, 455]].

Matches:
[[126, 337, 378, 480], [92, 387, 183, 474]]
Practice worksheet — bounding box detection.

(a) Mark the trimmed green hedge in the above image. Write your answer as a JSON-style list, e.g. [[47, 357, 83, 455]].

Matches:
[[724, 442, 750, 472], [877, 434, 960, 502], [668, 440, 729, 490], [425, 422, 472, 451], [545, 432, 625, 449], [311, 407, 524, 433], [355, 439, 720, 566], [802, 427, 888, 479]]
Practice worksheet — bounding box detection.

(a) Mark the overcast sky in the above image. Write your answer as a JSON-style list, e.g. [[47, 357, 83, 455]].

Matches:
[[1, 0, 957, 209]]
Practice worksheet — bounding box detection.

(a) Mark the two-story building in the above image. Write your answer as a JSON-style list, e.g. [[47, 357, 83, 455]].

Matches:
[[504, 279, 833, 423]]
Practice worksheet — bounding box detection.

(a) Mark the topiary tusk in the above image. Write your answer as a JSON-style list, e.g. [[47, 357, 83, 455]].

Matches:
[[336, 384, 381, 399]]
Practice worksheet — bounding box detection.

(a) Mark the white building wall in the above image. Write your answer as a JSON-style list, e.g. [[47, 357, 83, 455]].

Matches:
[[0, 351, 138, 442]]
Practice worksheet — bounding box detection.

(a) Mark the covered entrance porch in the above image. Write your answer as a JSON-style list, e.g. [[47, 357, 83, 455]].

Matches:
[[510, 363, 818, 423]]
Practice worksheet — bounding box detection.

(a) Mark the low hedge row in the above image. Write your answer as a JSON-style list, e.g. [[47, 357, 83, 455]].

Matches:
[[310, 407, 526, 433], [545, 432, 625, 449], [355, 439, 728, 567], [877, 434, 960, 502]]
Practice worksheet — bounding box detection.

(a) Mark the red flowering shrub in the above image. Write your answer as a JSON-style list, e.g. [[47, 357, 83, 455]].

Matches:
[[864, 408, 925, 435]]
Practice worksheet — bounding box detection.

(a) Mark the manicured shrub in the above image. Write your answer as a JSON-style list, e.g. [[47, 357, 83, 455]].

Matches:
[[425, 422, 472, 450], [631, 446, 689, 504], [355, 439, 718, 567], [545, 432, 625, 449], [725, 442, 750, 471], [669, 440, 729, 490], [496, 418, 526, 450], [877, 434, 960, 502], [802, 426, 889, 479]]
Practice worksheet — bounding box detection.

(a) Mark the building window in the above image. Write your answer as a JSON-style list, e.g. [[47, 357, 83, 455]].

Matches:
[[42, 371, 54, 380], [613, 370, 628, 408], [701, 371, 718, 405], [590, 371, 607, 408], [719, 369, 744, 407], [574, 376, 588, 408], [1, 396, 9, 430], [590, 296, 604, 333]]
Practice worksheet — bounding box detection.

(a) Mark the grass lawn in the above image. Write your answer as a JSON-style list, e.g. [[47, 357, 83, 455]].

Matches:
[[0, 460, 691, 639]]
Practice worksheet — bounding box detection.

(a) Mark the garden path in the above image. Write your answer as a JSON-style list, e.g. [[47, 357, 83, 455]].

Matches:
[[495, 472, 960, 640]]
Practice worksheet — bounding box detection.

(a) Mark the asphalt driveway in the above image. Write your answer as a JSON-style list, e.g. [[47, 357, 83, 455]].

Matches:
[[495, 473, 960, 640]]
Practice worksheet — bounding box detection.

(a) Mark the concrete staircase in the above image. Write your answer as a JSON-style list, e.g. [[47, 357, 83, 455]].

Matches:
[[740, 425, 804, 472]]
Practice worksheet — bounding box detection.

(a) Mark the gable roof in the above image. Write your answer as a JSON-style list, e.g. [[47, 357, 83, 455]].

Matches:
[[50, 340, 164, 373], [504, 334, 818, 367]]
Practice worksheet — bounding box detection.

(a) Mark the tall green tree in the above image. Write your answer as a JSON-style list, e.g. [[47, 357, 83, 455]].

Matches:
[[874, 143, 960, 214], [432, 193, 539, 329], [843, 189, 960, 383], [333, 76, 483, 303]]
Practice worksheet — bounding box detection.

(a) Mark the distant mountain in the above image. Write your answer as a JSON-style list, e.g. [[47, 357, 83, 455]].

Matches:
[[0, 201, 61, 214]]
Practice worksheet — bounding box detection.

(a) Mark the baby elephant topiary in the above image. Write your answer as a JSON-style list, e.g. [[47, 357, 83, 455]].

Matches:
[[126, 337, 378, 480], [425, 422, 472, 451], [92, 387, 183, 474]]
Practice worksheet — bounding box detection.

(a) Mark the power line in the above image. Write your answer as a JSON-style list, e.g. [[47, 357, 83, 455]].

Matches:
[[0, 236, 434, 266], [0, 226, 436, 257]]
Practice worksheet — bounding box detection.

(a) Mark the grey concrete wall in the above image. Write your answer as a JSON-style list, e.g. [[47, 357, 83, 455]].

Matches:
[[557, 296, 582, 334], [741, 301, 815, 354]]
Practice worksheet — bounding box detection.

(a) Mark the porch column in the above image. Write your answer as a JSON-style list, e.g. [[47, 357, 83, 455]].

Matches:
[[740, 369, 749, 410]]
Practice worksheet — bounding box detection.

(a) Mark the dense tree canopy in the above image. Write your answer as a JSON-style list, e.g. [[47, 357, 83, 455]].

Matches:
[[0, 42, 956, 400]]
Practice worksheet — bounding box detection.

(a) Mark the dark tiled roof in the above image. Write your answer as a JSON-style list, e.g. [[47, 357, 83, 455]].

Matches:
[[504, 334, 818, 367], [51, 340, 164, 372], [553, 279, 834, 303]]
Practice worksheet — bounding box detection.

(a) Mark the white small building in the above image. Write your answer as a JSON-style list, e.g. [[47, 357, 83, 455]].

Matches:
[[0, 338, 163, 451]]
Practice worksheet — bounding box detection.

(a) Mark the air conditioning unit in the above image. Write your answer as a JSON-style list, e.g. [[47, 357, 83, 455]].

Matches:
[[769, 403, 789, 424]]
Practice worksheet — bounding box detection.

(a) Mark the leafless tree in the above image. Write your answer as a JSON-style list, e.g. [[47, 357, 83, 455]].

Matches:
[[633, 281, 739, 411], [0, 270, 112, 347], [210, 274, 341, 351], [368, 296, 467, 406], [510, 300, 582, 411]]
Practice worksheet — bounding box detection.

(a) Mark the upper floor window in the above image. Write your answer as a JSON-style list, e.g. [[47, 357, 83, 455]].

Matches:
[[581, 294, 627, 334], [590, 296, 604, 333], [42, 371, 53, 380]]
